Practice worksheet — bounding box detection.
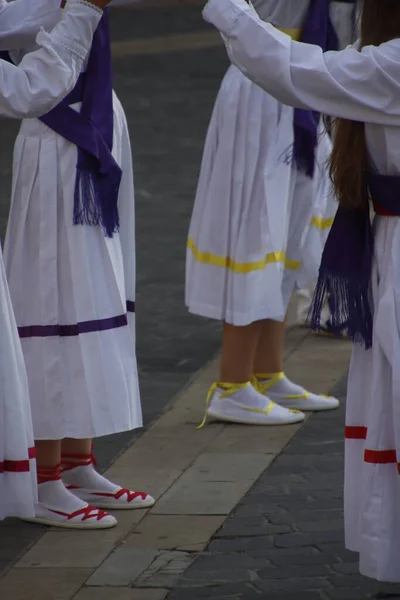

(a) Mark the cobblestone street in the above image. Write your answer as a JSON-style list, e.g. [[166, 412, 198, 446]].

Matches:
[[167, 379, 400, 600]]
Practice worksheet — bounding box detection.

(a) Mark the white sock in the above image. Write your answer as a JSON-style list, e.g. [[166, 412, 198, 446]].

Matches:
[[257, 374, 306, 397], [38, 479, 90, 513], [62, 464, 121, 494], [217, 382, 271, 410]]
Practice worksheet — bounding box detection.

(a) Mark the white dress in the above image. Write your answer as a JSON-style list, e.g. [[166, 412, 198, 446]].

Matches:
[[186, 0, 337, 326], [3, 0, 142, 440], [204, 0, 400, 581], [0, 0, 102, 518]]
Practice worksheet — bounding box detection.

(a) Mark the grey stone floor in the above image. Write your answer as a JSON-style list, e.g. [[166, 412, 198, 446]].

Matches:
[[0, 4, 228, 573], [166, 378, 400, 600]]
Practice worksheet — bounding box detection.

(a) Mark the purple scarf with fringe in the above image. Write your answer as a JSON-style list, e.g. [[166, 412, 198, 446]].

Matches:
[[294, 0, 338, 177], [39, 9, 121, 238], [309, 174, 400, 349]]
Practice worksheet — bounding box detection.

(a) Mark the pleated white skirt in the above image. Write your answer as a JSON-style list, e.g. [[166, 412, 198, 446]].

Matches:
[[0, 249, 36, 519], [345, 216, 400, 582], [4, 92, 142, 440], [185, 65, 334, 326]]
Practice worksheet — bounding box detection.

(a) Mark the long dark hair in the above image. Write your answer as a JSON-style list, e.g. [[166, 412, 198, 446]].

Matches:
[[329, 0, 400, 210]]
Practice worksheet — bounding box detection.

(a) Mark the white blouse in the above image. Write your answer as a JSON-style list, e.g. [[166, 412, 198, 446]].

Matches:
[[0, 0, 101, 119], [250, 1, 355, 50], [204, 0, 400, 175], [0, 0, 62, 51]]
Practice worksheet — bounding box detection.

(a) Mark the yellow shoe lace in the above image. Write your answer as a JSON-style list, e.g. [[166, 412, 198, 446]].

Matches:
[[197, 381, 277, 430], [252, 373, 304, 413], [253, 372, 332, 402]]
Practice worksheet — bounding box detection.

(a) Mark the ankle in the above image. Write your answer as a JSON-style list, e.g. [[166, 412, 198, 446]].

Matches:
[[61, 446, 97, 473], [37, 464, 62, 485], [254, 371, 285, 381]]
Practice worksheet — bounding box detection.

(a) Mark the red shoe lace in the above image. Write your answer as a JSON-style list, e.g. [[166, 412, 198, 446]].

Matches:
[[61, 444, 97, 472], [91, 488, 148, 503], [37, 464, 62, 484], [50, 505, 109, 521]]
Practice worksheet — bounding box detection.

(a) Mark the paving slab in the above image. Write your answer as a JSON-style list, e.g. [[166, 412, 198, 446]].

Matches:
[[15, 527, 129, 569], [124, 515, 226, 550], [152, 480, 253, 516], [136, 550, 194, 588], [0, 568, 93, 600], [206, 423, 300, 454], [174, 453, 274, 483], [74, 589, 169, 600], [86, 547, 159, 587]]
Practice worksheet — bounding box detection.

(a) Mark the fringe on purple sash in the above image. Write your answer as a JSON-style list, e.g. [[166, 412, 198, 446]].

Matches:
[[292, 120, 318, 178], [74, 156, 121, 238], [309, 271, 373, 348], [307, 206, 374, 349]]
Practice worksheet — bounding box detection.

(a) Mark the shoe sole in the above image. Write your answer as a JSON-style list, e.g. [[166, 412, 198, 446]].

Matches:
[[276, 402, 340, 413], [280, 404, 339, 413], [21, 516, 117, 529], [207, 410, 305, 426]]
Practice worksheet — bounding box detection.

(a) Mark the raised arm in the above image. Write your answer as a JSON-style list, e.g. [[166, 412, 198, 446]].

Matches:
[[0, 0, 62, 51], [203, 0, 400, 126], [0, 0, 102, 119]]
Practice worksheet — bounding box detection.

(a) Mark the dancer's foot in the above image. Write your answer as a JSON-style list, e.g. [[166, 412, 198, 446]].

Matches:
[[22, 474, 116, 529], [61, 452, 155, 510], [199, 381, 305, 427], [254, 372, 339, 412]]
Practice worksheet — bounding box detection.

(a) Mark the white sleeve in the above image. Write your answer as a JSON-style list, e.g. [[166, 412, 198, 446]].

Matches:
[[203, 0, 400, 126], [0, 0, 102, 119], [0, 0, 62, 51]]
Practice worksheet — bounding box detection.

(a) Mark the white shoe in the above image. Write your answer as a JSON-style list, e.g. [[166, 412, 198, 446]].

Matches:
[[199, 382, 305, 427], [22, 502, 117, 529], [68, 486, 155, 510], [255, 373, 339, 412]]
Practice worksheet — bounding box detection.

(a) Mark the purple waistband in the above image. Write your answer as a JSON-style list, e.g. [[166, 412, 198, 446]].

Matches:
[[368, 173, 400, 215]]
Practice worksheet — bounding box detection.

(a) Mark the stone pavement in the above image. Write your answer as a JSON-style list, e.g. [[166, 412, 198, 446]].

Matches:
[[167, 379, 399, 600], [0, 327, 352, 600]]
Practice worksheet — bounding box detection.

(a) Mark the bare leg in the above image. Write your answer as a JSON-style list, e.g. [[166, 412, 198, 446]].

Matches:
[[253, 319, 286, 375], [220, 321, 264, 382], [252, 317, 339, 413], [35, 440, 62, 468], [61, 438, 92, 461]]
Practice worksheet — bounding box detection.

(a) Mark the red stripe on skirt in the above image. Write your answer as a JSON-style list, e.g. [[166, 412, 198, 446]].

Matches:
[[0, 446, 36, 473], [345, 426, 367, 439], [364, 449, 398, 465], [345, 428, 400, 472]]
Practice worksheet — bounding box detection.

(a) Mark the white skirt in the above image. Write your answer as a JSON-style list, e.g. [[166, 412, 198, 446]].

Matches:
[[0, 249, 36, 520], [3, 92, 142, 440], [293, 129, 336, 292], [345, 216, 400, 582], [185, 65, 334, 326]]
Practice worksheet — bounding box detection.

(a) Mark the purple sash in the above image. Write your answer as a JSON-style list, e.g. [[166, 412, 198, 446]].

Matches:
[[293, 0, 338, 177], [309, 174, 400, 349], [40, 9, 121, 238]]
